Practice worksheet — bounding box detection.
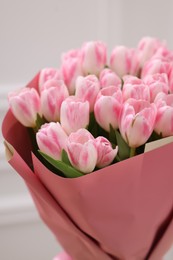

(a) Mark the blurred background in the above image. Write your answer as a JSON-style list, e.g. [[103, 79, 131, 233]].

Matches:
[[0, 0, 173, 259]]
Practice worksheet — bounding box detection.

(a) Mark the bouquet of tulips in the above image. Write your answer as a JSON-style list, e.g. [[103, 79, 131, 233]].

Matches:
[[2, 37, 173, 260]]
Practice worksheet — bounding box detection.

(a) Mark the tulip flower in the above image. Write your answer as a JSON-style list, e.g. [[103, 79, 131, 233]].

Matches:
[[110, 46, 139, 78], [96, 85, 122, 99], [60, 97, 90, 135], [66, 129, 97, 173], [53, 252, 72, 260], [75, 75, 100, 111], [122, 75, 142, 85], [36, 122, 68, 160], [95, 136, 118, 168], [119, 99, 157, 150], [143, 73, 169, 102], [122, 76, 150, 102], [61, 49, 83, 94], [40, 79, 69, 122], [168, 67, 173, 93], [94, 86, 122, 132], [99, 68, 121, 89], [41, 78, 68, 91], [154, 93, 173, 137], [137, 37, 165, 66], [152, 46, 173, 63], [39, 68, 62, 92], [81, 41, 107, 76], [141, 58, 171, 78], [8, 88, 42, 128]]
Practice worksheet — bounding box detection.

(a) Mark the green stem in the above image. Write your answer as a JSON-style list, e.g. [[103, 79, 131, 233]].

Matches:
[[130, 147, 136, 157]]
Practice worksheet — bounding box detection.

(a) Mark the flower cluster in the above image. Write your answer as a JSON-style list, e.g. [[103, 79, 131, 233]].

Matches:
[[8, 37, 173, 176]]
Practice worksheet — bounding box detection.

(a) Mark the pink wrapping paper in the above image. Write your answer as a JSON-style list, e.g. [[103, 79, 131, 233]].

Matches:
[[2, 73, 173, 260]]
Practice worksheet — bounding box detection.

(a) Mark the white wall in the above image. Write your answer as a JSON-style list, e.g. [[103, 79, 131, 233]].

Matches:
[[1, 0, 173, 259]]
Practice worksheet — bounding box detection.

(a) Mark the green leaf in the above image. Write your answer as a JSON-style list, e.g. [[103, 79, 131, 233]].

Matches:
[[38, 151, 83, 178], [87, 112, 98, 137], [115, 130, 130, 160], [61, 149, 71, 166]]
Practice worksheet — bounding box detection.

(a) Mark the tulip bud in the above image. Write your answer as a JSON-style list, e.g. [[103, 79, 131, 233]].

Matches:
[[137, 37, 165, 66], [81, 41, 107, 76], [168, 67, 173, 94], [8, 88, 41, 128], [66, 129, 97, 173], [61, 49, 83, 94], [152, 46, 173, 63], [94, 86, 122, 132], [143, 73, 169, 102], [53, 252, 72, 260], [154, 93, 173, 137], [36, 122, 68, 160], [122, 75, 142, 85], [39, 68, 62, 92], [110, 46, 139, 78], [75, 75, 100, 112], [40, 79, 69, 122], [96, 85, 122, 100], [99, 68, 121, 89], [119, 100, 157, 148], [141, 59, 171, 78], [60, 97, 90, 135], [95, 136, 118, 168], [122, 76, 150, 102]]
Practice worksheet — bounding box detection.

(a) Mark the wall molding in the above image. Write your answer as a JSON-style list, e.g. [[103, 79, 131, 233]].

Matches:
[[0, 86, 40, 227], [0, 194, 39, 227]]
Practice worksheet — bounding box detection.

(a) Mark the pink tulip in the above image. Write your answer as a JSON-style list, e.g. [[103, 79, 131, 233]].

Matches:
[[154, 93, 173, 137], [41, 78, 67, 91], [122, 76, 150, 102], [53, 251, 72, 260], [122, 75, 142, 85], [99, 68, 121, 89], [39, 68, 62, 92], [8, 88, 41, 127], [36, 122, 68, 160], [137, 37, 165, 66], [95, 136, 118, 168], [168, 67, 173, 93], [152, 46, 173, 63], [141, 58, 171, 78], [143, 73, 169, 102], [61, 49, 83, 94], [94, 87, 122, 132], [75, 75, 100, 111], [66, 129, 97, 173], [154, 92, 173, 107], [60, 96, 90, 135], [110, 46, 139, 78], [40, 79, 69, 122], [81, 41, 107, 76], [96, 85, 122, 101], [119, 100, 157, 148]]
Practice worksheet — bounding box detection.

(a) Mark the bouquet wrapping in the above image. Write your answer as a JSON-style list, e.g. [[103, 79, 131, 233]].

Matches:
[[2, 37, 173, 260]]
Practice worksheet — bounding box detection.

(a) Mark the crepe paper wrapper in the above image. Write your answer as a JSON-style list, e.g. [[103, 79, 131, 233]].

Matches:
[[2, 73, 173, 260]]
